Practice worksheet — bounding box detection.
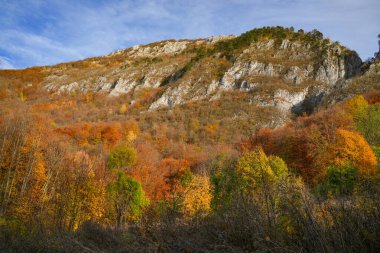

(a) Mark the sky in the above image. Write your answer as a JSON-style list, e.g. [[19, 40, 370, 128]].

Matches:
[[0, 0, 379, 69]]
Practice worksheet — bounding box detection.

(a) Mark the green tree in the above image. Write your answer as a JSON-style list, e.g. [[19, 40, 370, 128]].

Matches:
[[346, 95, 369, 121], [316, 165, 358, 197], [372, 146, 380, 170], [107, 172, 149, 227], [356, 104, 380, 146], [164, 167, 193, 216], [345, 96, 380, 146], [236, 148, 276, 195], [210, 154, 238, 211], [235, 148, 290, 229], [108, 143, 137, 170], [268, 155, 289, 179], [210, 151, 290, 210]]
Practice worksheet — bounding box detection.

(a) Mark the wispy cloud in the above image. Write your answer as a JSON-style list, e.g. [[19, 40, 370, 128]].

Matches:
[[0, 0, 379, 69], [0, 56, 15, 69]]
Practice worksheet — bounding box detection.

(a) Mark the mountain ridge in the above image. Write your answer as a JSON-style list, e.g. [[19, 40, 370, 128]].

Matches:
[[1, 27, 379, 127]]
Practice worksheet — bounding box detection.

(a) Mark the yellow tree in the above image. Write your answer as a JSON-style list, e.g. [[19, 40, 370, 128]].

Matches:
[[236, 148, 290, 229], [333, 128, 377, 176], [52, 151, 106, 231], [68, 151, 105, 230], [12, 148, 48, 232], [0, 115, 51, 232], [345, 95, 369, 119], [182, 175, 211, 217], [236, 148, 276, 195]]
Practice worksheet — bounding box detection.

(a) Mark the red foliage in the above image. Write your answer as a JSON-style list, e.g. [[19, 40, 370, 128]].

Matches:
[[364, 89, 380, 104], [57, 122, 124, 147], [130, 157, 190, 201], [248, 106, 355, 185]]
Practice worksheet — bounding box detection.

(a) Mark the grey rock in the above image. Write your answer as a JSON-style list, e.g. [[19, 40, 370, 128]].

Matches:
[[41, 34, 364, 125]]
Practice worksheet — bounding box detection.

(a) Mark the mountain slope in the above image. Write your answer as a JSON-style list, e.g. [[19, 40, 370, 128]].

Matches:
[[1, 27, 379, 128], [42, 28, 362, 111]]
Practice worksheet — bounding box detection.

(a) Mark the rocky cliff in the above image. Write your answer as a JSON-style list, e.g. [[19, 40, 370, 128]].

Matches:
[[2, 27, 375, 126]]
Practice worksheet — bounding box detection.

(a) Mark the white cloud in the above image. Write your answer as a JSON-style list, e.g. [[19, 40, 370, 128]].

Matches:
[[0, 57, 15, 69], [0, 30, 83, 67], [0, 0, 379, 68]]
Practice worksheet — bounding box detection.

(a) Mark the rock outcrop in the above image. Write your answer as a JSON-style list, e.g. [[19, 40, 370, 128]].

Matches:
[[40, 27, 365, 120]]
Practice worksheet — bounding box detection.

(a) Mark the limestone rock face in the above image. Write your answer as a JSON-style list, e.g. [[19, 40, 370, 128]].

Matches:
[[254, 88, 308, 111], [273, 89, 309, 111], [128, 41, 190, 58], [315, 44, 362, 84], [109, 78, 139, 96], [205, 35, 236, 44], [149, 84, 190, 110], [41, 30, 364, 123], [366, 60, 380, 76], [220, 60, 282, 90]]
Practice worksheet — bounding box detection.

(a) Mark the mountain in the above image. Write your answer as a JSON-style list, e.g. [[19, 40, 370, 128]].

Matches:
[[43, 27, 363, 114], [1, 27, 380, 252], [0, 26, 379, 128]]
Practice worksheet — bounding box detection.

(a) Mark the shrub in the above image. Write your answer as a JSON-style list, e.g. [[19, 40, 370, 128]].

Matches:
[[315, 164, 359, 197], [107, 172, 149, 226], [108, 143, 137, 170]]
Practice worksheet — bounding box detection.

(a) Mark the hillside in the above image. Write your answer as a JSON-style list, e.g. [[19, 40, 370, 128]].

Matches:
[[2, 27, 377, 121], [0, 27, 380, 253]]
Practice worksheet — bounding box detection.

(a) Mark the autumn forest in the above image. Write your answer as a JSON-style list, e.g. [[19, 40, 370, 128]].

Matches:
[[1, 27, 380, 252]]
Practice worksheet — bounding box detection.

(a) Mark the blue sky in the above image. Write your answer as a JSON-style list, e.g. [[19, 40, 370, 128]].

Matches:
[[0, 0, 379, 69]]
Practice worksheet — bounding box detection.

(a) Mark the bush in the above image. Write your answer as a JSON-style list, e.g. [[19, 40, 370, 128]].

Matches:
[[315, 164, 359, 197], [107, 172, 149, 226], [108, 143, 137, 170]]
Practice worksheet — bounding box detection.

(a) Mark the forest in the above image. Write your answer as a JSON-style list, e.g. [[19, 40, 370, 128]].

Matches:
[[0, 71, 379, 252], [0, 25, 379, 252]]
